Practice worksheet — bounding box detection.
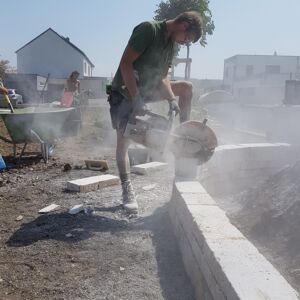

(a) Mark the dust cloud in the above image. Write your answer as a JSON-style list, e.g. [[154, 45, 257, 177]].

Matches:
[[200, 89, 300, 293]]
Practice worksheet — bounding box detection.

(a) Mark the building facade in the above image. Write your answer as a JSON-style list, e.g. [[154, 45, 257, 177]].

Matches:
[[223, 54, 300, 105], [16, 28, 94, 79]]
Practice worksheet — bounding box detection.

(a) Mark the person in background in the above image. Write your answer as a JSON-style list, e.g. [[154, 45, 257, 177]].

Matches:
[[66, 70, 80, 96], [66, 71, 82, 130], [108, 11, 203, 213]]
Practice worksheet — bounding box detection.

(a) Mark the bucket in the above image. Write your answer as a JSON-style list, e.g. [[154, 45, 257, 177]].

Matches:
[[0, 155, 6, 171]]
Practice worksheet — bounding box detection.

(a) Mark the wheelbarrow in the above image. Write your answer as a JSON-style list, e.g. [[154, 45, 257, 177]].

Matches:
[[0, 106, 77, 163]]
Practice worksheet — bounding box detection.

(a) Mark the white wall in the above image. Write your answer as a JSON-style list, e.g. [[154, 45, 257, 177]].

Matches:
[[224, 55, 300, 84], [17, 30, 93, 79], [223, 55, 300, 105]]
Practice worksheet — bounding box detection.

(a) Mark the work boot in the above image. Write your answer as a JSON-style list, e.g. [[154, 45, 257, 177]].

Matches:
[[122, 181, 138, 213]]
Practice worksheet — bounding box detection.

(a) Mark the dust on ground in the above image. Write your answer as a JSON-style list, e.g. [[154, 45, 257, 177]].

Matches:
[[0, 106, 194, 300], [216, 161, 300, 294]]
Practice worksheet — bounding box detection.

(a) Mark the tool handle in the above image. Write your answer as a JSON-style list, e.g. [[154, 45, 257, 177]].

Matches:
[[0, 81, 14, 113], [4, 94, 14, 113]]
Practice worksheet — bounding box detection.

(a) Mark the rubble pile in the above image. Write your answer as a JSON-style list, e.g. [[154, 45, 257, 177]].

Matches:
[[229, 161, 300, 288]]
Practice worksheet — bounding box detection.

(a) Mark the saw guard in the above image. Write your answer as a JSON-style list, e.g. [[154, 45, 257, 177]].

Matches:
[[168, 120, 218, 164]]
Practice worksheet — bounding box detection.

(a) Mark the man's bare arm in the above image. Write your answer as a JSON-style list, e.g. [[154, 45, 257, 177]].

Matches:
[[160, 77, 176, 101], [119, 46, 140, 99]]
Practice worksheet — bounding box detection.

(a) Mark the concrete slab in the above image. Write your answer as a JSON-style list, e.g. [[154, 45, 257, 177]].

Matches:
[[131, 161, 168, 175], [67, 174, 119, 192]]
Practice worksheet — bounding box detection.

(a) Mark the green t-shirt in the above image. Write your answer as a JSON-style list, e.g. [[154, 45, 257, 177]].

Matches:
[[112, 20, 174, 101]]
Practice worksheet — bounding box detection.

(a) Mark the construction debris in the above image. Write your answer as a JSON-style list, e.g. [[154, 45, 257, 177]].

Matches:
[[63, 163, 72, 172], [15, 215, 23, 221], [38, 204, 60, 214], [85, 160, 109, 171], [68, 204, 84, 215], [142, 183, 157, 191]]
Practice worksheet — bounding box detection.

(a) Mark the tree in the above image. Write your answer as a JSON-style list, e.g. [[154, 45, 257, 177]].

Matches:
[[0, 60, 16, 79], [0, 60, 10, 79], [154, 0, 214, 79]]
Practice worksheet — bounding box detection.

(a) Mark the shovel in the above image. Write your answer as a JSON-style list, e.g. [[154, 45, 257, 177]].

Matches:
[[0, 81, 14, 113]]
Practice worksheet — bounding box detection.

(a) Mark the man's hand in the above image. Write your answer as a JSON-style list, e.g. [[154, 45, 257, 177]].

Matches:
[[168, 98, 180, 116], [132, 95, 148, 116]]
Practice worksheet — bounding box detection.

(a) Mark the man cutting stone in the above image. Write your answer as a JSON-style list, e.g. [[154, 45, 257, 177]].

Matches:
[[108, 11, 203, 213]]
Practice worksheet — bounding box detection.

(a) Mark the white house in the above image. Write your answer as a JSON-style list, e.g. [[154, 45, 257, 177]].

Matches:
[[16, 28, 94, 79], [223, 54, 300, 105]]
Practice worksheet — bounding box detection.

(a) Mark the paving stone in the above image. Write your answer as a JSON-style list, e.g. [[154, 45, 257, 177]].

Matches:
[[131, 161, 167, 175], [67, 174, 119, 192], [175, 181, 207, 194], [184, 192, 216, 206]]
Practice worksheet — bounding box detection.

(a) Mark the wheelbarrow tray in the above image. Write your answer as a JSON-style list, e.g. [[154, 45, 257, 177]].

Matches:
[[0, 107, 75, 144]]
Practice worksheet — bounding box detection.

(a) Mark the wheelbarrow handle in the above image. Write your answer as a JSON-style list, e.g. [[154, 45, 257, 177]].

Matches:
[[0, 81, 14, 113]]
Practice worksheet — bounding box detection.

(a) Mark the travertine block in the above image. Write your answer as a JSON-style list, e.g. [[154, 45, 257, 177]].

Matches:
[[67, 174, 119, 192], [131, 161, 167, 175]]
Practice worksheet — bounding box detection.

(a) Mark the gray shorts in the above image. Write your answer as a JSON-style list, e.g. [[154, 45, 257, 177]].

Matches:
[[108, 91, 133, 130]]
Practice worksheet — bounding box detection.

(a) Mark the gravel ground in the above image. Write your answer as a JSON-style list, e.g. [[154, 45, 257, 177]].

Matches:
[[0, 109, 195, 300]]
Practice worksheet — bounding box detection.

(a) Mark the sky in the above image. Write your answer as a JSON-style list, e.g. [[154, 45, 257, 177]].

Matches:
[[1, 0, 300, 80]]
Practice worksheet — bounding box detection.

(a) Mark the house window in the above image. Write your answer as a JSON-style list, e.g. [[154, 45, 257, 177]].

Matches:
[[84, 61, 87, 75], [265, 65, 280, 74], [246, 65, 254, 76]]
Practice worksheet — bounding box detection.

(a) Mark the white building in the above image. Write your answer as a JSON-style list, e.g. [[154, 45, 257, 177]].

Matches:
[[223, 54, 300, 105], [16, 28, 94, 79]]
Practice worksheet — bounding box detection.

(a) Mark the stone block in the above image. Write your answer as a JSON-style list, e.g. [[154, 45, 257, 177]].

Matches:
[[128, 146, 149, 166], [169, 203, 212, 300], [131, 161, 167, 175], [67, 174, 119, 192], [175, 181, 207, 194], [169, 181, 299, 300], [175, 157, 199, 180]]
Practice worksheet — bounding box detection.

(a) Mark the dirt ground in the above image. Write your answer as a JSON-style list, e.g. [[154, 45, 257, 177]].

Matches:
[[0, 106, 195, 300]]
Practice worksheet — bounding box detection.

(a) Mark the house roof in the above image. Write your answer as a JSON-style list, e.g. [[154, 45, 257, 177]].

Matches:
[[15, 28, 94, 67], [225, 54, 300, 62]]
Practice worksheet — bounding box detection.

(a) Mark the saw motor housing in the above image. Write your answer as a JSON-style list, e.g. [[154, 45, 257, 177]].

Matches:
[[123, 111, 218, 165]]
